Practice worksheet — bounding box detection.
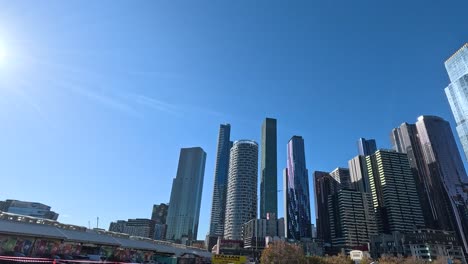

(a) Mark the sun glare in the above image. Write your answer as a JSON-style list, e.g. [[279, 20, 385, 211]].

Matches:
[[0, 44, 6, 63]]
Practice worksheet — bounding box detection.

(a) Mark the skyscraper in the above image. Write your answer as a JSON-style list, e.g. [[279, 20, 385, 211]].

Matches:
[[224, 140, 258, 240], [328, 189, 377, 251], [284, 136, 311, 240], [348, 155, 371, 192], [209, 124, 233, 237], [391, 122, 435, 229], [415, 115, 468, 253], [260, 118, 278, 219], [166, 147, 206, 244], [314, 171, 340, 245], [357, 138, 377, 156], [329, 168, 351, 189], [366, 150, 424, 233], [445, 43, 468, 161]]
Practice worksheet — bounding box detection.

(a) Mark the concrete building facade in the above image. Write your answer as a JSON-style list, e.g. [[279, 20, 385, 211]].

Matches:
[[224, 140, 258, 240]]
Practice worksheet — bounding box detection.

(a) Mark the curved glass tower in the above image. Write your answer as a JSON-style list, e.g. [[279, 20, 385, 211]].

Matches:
[[224, 140, 258, 240]]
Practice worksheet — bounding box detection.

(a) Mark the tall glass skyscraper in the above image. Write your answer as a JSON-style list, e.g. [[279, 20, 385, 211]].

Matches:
[[209, 124, 233, 237], [284, 136, 311, 240], [415, 115, 468, 253], [357, 138, 377, 156], [391, 122, 434, 228], [260, 118, 278, 219], [166, 147, 206, 244], [445, 43, 468, 161], [224, 140, 258, 240], [314, 171, 340, 245]]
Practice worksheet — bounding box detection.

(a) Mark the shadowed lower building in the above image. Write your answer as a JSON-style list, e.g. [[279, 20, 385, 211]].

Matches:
[[224, 140, 258, 240], [166, 147, 207, 244], [328, 189, 377, 252], [284, 136, 312, 240], [314, 171, 340, 246], [109, 218, 156, 238], [151, 203, 168, 240]]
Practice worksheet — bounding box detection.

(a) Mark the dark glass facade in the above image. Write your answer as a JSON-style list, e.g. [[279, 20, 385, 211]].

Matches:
[[284, 136, 311, 240], [357, 138, 377, 156], [260, 118, 278, 219], [314, 171, 340, 245], [166, 147, 206, 244], [415, 116, 468, 254], [209, 124, 232, 237], [392, 116, 468, 254]]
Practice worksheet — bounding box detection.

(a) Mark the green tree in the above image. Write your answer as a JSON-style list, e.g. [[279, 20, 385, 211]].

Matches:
[[260, 241, 306, 264]]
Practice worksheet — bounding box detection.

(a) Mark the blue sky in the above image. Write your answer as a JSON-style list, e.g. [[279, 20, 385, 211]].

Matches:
[[0, 0, 467, 239]]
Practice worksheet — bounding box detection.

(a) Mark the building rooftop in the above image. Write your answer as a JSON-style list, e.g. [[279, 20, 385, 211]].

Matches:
[[445, 43, 468, 63], [233, 140, 258, 146]]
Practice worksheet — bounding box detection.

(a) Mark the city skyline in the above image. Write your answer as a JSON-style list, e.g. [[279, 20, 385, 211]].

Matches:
[[1, 1, 468, 241]]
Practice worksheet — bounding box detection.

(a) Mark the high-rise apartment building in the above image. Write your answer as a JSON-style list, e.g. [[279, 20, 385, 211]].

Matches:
[[391, 122, 436, 229], [284, 136, 312, 240], [166, 147, 206, 244], [260, 118, 277, 219], [415, 115, 468, 253], [314, 171, 340, 245], [366, 150, 424, 233], [224, 140, 258, 240], [348, 155, 370, 192], [329, 168, 351, 189], [357, 138, 377, 156], [445, 43, 468, 161], [209, 124, 233, 237], [0, 199, 59, 220], [328, 189, 378, 251], [392, 117, 468, 253], [151, 203, 168, 240]]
